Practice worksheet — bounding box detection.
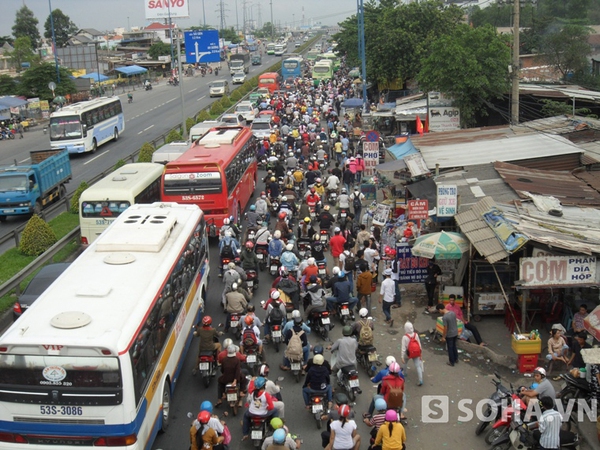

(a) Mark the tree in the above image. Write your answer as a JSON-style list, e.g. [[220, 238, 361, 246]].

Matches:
[[254, 22, 276, 39], [417, 24, 511, 127], [12, 6, 40, 50], [19, 214, 57, 256], [219, 27, 241, 44], [540, 24, 592, 81], [8, 37, 37, 73], [44, 9, 78, 48], [148, 41, 171, 60], [0, 36, 14, 47], [0, 75, 17, 95], [539, 98, 592, 117], [17, 63, 76, 100]]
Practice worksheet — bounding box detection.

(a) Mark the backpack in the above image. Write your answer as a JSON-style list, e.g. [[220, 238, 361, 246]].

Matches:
[[269, 301, 285, 324], [406, 332, 422, 358], [242, 326, 258, 347], [358, 319, 374, 346], [285, 329, 305, 361], [383, 377, 405, 409], [353, 194, 362, 210], [221, 240, 233, 257], [344, 253, 356, 272]]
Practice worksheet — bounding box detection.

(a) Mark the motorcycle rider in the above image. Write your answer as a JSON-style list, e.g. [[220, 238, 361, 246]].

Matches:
[[190, 410, 224, 450], [337, 188, 351, 210], [310, 234, 327, 265], [301, 257, 319, 287], [274, 212, 292, 241], [275, 268, 301, 311], [219, 230, 239, 277], [305, 344, 332, 373], [281, 311, 310, 370], [241, 241, 259, 284], [281, 243, 299, 273], [224, 282, 249, 332], [314, 178, 325, 198], [351, 308, 374, 347], [248, 364, 285, 418], [262, 419, 301, 450], [278, 197, 295, 223], [264, 290, 287, 343], [220, 217, 239, 241], [328, 325, 358, 380], [302, 354, 332, 408], [241, 376, 278, 441], [216, 345, 245, 408], [268, 176, 280, 200], [304, 275, 327, 321], [318, 205, 335, 233], [268, 230, 285, 267], [527, 396, 562, 449], [326, 270, 359, 312], [255, 222, 272, 247], [293, 166, 305, 190], [286, 152, 299, 170], [298, 217, 316, 242], [217, 338, 246, 364], [240, 315, 264, 357], [326, 172, 340, 196], [245, 205, 262, 233], [255, 192, 271, 222], [192, 315, 222, 375]]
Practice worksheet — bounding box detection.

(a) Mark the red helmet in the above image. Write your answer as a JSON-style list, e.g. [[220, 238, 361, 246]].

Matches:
[[202, 316, 212, 326], [246, 241, 254, 249], [338, 404, 351, 418], [244, 315, 254, 325], [198, 410, 211, 424], [278, 211, 286, 220], [310, 187, 316, 194]]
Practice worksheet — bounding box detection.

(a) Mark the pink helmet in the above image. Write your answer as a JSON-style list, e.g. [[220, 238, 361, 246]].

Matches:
[[388, 362, 401, 374]]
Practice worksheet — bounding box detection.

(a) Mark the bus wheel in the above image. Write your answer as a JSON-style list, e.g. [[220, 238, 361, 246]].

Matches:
[[113, 128, 119, 141], [91, 138, 97, 153], [160, 382, 171, 432]]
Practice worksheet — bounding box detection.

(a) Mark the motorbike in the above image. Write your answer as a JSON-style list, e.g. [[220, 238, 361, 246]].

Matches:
[[225, 383, 240, 416], [557, 371, 594, 430], [221, 255, 234, 274], [319, 229, 330, 248], [297, 240, 311, 259], [144, 83, 152, 91], [256, 244, 268, 271], [356, 345, 379, 377], [245, 344, 261, 376], [337, 364, 361, 402], [246, 269, 259, 291], [327, 190, 337, 205], [271, 320, 284, 353], [483, 391, 526, 446], [284, 302, 295, 321], [215, 68, 219, 76], [308, 205, 317, 221], [317, 261, 328, 280], [197, 351, 217, 387], [474, 371, 513, 436], [249, 415, 268, 448], [309, 391, 328, 429], [336, 301, 354, 326], [0, 130, 14, 140], [269, 255, 281, 276], [290, 357, 304, 383], [337, 208, 349, 227], [308, 307, 332, 340]]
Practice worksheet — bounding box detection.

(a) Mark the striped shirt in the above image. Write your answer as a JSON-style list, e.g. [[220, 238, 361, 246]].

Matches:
[[366, 412, 387, 430], [538, 409, 562, 449]]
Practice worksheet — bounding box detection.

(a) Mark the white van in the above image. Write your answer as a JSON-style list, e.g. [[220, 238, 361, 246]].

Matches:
[[189, 120, 223, 141]]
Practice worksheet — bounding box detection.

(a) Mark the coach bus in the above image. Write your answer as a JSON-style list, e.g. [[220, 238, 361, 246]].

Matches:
[[258, 72, 281, 94], [312, 60, 334, 86], [79, 162, 164, 245], [266, 43, 276, 55], [282, 57, 302, 81], [161, 126, 258, 227], [49, 97, 125, 154], [0, 202, 209, 450], [319, 52, 341, 72]]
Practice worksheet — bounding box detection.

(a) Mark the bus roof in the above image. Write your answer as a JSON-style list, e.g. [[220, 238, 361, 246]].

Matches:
[[314, 59, 333, 67], [50, 97, 121, 117], [0, 202, 203, 355], [259, 72, 279, 79]]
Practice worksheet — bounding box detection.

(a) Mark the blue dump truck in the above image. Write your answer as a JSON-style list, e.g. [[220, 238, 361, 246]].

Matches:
[[0, 149, 72, 222]]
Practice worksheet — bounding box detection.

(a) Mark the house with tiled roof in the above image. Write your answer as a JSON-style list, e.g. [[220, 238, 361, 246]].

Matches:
[[144, 22, 175, 44]]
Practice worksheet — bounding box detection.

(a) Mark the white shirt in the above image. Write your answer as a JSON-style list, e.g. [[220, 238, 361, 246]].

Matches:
[[326, 175, 340, 190], [538, 408, 562, 449], [330, 419, 357, 449], [380, 277, 395, 302]]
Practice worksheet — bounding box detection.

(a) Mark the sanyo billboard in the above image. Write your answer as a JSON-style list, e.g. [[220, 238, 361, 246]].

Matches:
[[144, 0, 190, 19]]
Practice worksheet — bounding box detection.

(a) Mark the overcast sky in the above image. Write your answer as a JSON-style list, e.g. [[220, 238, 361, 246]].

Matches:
[[2, 0, 355, 37]]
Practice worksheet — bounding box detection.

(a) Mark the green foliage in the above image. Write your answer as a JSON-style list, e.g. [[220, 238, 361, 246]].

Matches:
[[148, 41, 172, 60], [114, 160, 126, 170], [19, 215, 57, 256], [219, 27, 241, 44], [230, 90, 242, 102], [254, 22, 276, 39], [17, 63, 76, 100], [0, 75, 17, 95], [166, 129, 182, 143], [12, 5, 40, 50], [417, 24, 510, 127], [0, 36, 13, 47], [210, 102, 224, 116], [9, 37, 38, 72], [70, 181, 89, 214], [220, 96, 232, 109], [248, 77, 258, 88], [540, 25, 592, 81], [197, 109, 211, 122], [43, 9, 78, 47], [138, 142, 155, 163], [186, 117, 195, 133], [539, 99, 592, 117]]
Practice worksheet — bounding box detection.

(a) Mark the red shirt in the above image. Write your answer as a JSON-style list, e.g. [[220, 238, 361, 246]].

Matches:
[[302, 265, 319, 278], [380, 374, 405, 399], [330, 234, 346, 257]]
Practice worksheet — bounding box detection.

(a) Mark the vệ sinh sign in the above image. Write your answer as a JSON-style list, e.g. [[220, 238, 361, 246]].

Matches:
[[520, 256, 597, 286]]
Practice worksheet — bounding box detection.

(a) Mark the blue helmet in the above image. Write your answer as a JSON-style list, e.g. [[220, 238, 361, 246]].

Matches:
[[338, 270, 346, 279], [313, 345, 324, 355], [375, 398, 387, 411], [254, 376, 266, 390], [200, 400, 213, 413], [250, 204, 256, 211], [273, 428, 286, 444]]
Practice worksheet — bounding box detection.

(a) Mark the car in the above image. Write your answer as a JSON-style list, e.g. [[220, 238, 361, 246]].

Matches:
[[221, 113, 246, 127], [257, 110, 275, 120], [232, 71, 246, 84], [13, 263, 70, 321], [209, 80, 230, 97], [234, 101, 258, 123], [256, 88, 271, 98], [252, 55, 262, 65], [294, 42, 300, 48], [251, 118, 273, 140]]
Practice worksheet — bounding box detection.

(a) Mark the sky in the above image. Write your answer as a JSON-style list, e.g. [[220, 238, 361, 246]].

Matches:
[[1, 0, 356, 37]]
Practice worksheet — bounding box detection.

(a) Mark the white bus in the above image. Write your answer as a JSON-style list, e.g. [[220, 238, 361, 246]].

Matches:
[[0, 202, 209, 450], [79, 163, 164, 245], [49, 97, 125, 154]]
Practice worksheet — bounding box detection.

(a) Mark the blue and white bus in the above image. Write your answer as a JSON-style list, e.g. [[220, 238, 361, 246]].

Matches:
[[49, 97, 125, 154], [0, 202, 209, 449], [282, 57, 302, 82]]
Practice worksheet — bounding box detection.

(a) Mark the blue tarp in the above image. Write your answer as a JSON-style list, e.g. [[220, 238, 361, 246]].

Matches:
[[0, 96, 28, 108], [79, 72, 109, 82], [115, 65, 148, 76], [387, 137, 418, 160], [0, 114, 11, 121], [342, 98, 364, 108]]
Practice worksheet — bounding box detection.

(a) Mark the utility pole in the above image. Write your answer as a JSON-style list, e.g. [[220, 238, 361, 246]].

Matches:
[[217, 0, 227, 31], [357, 0, 367, 113], [270, 0, 274, 41], [511, 0, 520, 125], [235, 0, 239, 33]]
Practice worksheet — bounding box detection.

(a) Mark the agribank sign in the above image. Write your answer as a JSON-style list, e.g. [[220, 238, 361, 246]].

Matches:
[[520, 255, 597, 286], [145, 0, 190, 20]]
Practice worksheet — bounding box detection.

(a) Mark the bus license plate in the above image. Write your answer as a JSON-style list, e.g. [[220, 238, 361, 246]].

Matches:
[[199, 362, 210, 371], [247, 354, 257, 363], [272, 330, 281, 338], [257, 253, 264, 259], [230, 320, 238, 327], [227, 393, 238, 402], [3, 209, 14, 213], [321, 317, 330, 324], [341, 308, 350, 315], [251, 430, 263, 440], [349, 379, 360, 388], [291, 363, 301, 371], [368, 353, 379, 362], [40, 405, 83, 416], [312, 404, 323, 413]]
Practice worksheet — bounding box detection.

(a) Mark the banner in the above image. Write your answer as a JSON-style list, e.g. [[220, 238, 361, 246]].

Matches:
[[520, 256, 597, 286], [396, 243, 429, 283], [362, 141, 379, 177], [144, 0, 190, 20], [372, 204, 391, 226], [436, 184, 457, 217], [408, 199, 428, 220]]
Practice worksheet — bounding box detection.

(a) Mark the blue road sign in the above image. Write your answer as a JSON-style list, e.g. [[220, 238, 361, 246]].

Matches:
[[184, 29, 220, 64]]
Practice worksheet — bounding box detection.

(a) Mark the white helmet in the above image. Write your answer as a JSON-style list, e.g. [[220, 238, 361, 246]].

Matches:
[[274, 230, 281, 239], [223, 218, 230, 225], [307, 257, 315, 266], [223, 338, 233, 349], [385, 355, 397, 367], [282, 196, 288, 201], [286, 243, 294, 251], [271, 290, 281, 300], [232, 282, 238, 290], [332, 266, 341, 275], [316, 178, 322, 183], [359, 308, 368, 318], [291, 310, 301, 319], [287, 171, 292, 176]]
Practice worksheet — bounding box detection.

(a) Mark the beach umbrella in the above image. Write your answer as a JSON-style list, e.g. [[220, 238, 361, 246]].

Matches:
[[411, 231, 469, 260]]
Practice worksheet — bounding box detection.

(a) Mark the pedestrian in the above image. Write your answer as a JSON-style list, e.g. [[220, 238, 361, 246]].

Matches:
[[379, 268, 395, 327], [400, 321, 423, 386], [355, 154, 365, 184], [390, 258, 401, 309], [17, 122, 24, 139], [436, 303, 458, 366], [423, 259, 442, 314]]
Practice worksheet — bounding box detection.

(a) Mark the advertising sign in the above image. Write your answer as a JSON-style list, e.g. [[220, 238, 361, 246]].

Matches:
[[144, 0, 190, 20], [362, 141, 379, 177], [520, 256, 597, 286], [396, 243, 429, 283], [428, 106, 460, 132], [408, 199, 428, 220], [372, 204, 391, 226], [184, 30, 220, 63], [436, 184, 457, 217]]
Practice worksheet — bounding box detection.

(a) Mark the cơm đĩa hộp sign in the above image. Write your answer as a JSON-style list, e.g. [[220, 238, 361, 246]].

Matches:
[[520, 255, 598, 286]]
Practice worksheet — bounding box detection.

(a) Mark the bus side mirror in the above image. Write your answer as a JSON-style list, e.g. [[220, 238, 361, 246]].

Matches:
[[82, 124, 88, 137]]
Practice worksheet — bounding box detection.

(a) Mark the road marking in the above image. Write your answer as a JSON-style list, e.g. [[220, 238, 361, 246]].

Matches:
[[197, 95, 207, 102], [189, 88, 198, 93], [144, 125, 154, 132], [84, 151, 109, 165], [19, 158, 30, 164]]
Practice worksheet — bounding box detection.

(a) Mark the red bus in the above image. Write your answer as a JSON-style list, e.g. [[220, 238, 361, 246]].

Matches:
[[258, 72, 280, 94], [161, 126, 258, 227]]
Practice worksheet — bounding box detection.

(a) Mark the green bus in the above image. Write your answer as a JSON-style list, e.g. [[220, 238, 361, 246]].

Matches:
[[306, 50, 320, 61], [266, 43, 276, 55], [319, 52, 340, 72], [312, 60, 333, 86]]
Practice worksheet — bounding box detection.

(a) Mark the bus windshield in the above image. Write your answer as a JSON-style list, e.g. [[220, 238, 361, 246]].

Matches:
[[313, 66, 331, 74], [260, 78, 276, 84], [163, 172, 223, 195], [49, 115, 82, 141]]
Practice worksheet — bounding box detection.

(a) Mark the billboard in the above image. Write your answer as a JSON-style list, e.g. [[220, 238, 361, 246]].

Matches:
[[428, 106, 460, 132], [396, 243, 430, 283], [520, 256, 597, 287], [183, 30, 220, 64], [144, 0, 190, 20]]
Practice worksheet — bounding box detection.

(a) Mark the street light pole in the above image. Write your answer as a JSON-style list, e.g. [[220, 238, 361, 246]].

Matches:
[[511, 0, 520, 125], [48, 0, 60, 83], [202, 0, 206, 27], [270, 0, 274, 41], [176, 27, 187, 140]]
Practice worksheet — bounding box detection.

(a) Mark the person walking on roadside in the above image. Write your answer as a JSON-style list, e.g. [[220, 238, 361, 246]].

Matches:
[[379, 269, 395, 327], [436, 303, 458, 366], [424, 259, 442, 314], [400, 321, 423, 386]]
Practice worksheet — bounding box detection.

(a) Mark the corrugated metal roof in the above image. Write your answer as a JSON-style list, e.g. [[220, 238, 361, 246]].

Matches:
[[573, 169, 600, 193], [418, 133, 582, 169], [454, 197, 510, 264], [494, 161, 600, 206]]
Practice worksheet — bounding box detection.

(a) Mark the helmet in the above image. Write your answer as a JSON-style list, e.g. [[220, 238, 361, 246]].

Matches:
[[273, 428, 286, 444], [244, 315, 254, 326], [202, 316, 212, 326], [533, 367, 547, 377], [341, 188, 347, 194], [307, 257, 315, 265], [385, 356, 397, 367], [270, 417, 284, 430], [261, 191, 266, 197], [223, 338, 233, 349], [310, 187, 316, 194], [250, 204, 256, 211], [338, 404, 351, 418], [389, 362, 401, 374], [314, 345, 324, 355], [225, 230, 232, 237], [342, 325, 352, 336], [316, 178, 322, 183], [259, 364, 270, 377], [304, 217, 311, 223], [280, 267, 289, 276], [223, 218, 230, 225], [271, 290, 281, 300], [324, 205, 330, 211], [314, 354, 324, 365], [285, 243, 294, 251], [291, 310, 301, 320], [278, 212, 287, 220], [385, 409, 399, 422], [332, 266, 340, 275], [287, 171, 292, 175], [313, 233, 320, 241], [274, 230, 281, 239], [198, 410, 211, 424], [228, 262, 236, 269], [359, 308, 368, 318], [271, 177, 276, 182], [338, 270, 346, 279], [254, 376, 266, 390], [232, 282, 238, 290], [246, 241, 254, 249], [288, 152, 293, 157], [282, 196, 288, 202], [200, 400, 213, 413], [375, 398, 387, 411]]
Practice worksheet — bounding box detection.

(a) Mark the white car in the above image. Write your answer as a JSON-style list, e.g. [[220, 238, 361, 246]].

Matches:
[[209, 80, 229, 97], [251, 118, 272, 140], [232, 71, 246, 84], [234, 101, 258, 123]]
